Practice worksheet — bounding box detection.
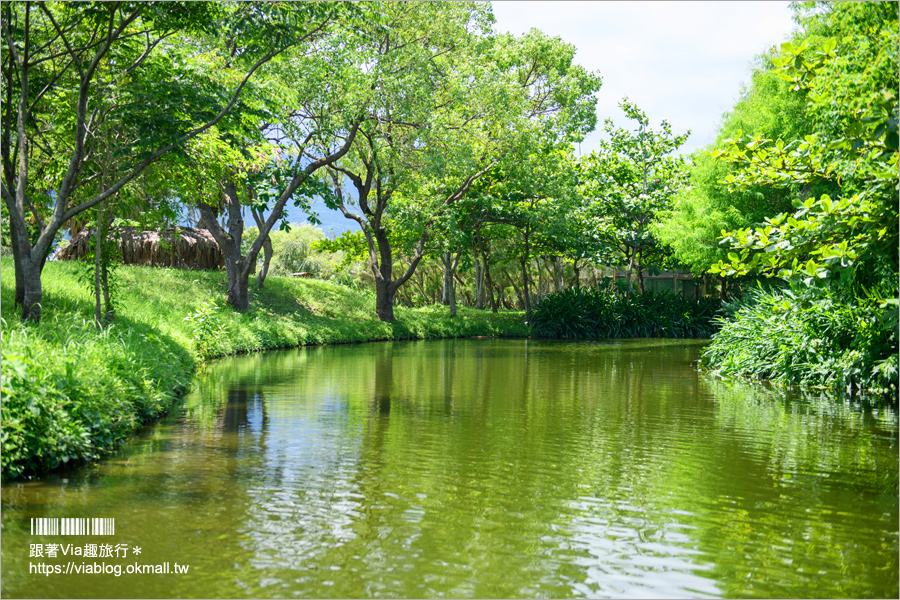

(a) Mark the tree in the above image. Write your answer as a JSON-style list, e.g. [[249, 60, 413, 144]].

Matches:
[[176, 2, 368, 311], [654, 39, 839, 280], [322, 1, 486, 321], [468, 142, 581, 315], [577, 100, 689, 293], [703, 1, 898, 391], [326, 16, 601, 321], [1, 1, 307, 321]]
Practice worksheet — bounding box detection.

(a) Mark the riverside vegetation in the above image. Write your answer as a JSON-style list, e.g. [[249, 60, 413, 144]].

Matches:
[[529, 285, 722, 340], [2, 1, 897, 481], [0, 258, 528, 480]]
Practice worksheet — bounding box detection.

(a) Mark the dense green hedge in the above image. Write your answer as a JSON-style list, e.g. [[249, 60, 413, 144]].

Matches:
[[702, 288, 898, 393], [1, 259, 528, 480], [529, 285, 722, 339]]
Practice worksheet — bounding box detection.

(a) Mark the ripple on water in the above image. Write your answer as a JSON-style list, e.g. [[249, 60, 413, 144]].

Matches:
[[1, 340, 897, 599]]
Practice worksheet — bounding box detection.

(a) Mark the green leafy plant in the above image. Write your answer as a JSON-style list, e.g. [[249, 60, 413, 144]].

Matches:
[[1, 347, 95, 480], [184, 301, 226, 359], [530, 284, 722, 339], [703, 286, 898, 393]]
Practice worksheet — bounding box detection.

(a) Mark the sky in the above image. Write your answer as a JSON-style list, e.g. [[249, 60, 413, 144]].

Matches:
[[489, 1, 799, 156]]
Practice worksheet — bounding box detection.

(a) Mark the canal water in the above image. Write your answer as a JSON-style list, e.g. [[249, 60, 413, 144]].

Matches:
[[2, 339, 897, 598]]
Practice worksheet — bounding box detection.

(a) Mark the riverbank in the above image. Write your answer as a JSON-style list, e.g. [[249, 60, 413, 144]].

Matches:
[[0, 259, 529, 480]]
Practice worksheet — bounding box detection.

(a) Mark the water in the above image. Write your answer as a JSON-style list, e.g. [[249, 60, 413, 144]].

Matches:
[[2, 339, 897, 598]]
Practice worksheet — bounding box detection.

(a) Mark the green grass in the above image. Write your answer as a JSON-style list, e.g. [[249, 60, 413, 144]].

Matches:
[[1, 259, 527, 480]]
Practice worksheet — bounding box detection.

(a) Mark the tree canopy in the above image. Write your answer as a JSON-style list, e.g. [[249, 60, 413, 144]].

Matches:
[[578, 100, 689, 292]]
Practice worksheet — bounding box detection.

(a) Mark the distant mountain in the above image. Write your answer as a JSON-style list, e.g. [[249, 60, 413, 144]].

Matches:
[[297, 198, 358, 239], [174, 195, 359, 240]]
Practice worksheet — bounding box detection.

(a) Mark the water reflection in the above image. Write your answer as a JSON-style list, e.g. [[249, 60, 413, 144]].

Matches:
[[2, 339, 896, 599], [374, 345, 393, 416]]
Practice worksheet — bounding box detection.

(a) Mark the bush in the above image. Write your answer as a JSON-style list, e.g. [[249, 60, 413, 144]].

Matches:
[[529, 284, 722, 339], [245, 223, 345, 279], [702, 287, 899, 393]]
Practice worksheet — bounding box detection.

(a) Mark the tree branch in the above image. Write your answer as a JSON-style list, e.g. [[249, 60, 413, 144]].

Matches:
[[58, 46, 287, 228]]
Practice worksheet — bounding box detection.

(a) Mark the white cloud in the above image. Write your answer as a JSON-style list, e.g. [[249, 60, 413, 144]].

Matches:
[[490, 0, 797, 154]]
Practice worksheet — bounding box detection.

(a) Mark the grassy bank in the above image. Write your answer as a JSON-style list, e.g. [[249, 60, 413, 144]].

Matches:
[[0, 259, 528, 480]]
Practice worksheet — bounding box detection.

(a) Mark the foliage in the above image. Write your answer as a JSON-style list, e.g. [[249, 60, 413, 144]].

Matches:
[[1, 1, 295, 321], [709, 1, 898, 294], [653, 54, 821, 276], [1, 307, 195, 481], [1, 345, 94, 480], [243, 223, 343, 278], [323, 11, 602, 321], [577, 100, 689, 291], [529, 284, 721, 339], [703, 287, 898, 393], [184, 301, 226, 359], [684, 1, 900, 392]]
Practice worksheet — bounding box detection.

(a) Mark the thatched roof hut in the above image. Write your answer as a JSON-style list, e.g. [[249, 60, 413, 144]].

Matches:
[[56, 226, 225, 270]]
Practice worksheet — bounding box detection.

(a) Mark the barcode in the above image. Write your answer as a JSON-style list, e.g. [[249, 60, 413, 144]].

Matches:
[[30, 518, 115, 536]]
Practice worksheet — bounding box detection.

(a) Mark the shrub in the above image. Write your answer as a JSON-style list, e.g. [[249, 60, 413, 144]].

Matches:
[[702, 287, 899, 393], [529, 284, 722, 339]]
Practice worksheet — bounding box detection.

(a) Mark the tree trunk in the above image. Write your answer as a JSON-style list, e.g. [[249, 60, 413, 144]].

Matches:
[[198, 180, 253, 311], [487, 269, 498, 313], [635, 253, 645, 295], [475, 252, 485, 309], [520, 257, 532, 316], [255, 236, 272, 288], [101, 251, 113, 321], [101, 203, 116, 321], [448, 279, 457, 316], [572, 257, 582, 289], [223, 247, 251, 311], [6, 195, 47, 321], [375, 278, 396, 322], [553, 256, 563, 292], [8, 216, 26, 308], [537, 257, 547, 298], [441, 252, 453, 306], [497, 284, 509, 309], [521, 226, 532, 316], [441, 251, 460, 317], [367, 226, 426, 323], [94, 207, 104, 326], [251, 207, 273, 288], [624, 248, 636, 294], [19, 256, 43, 322], [480, 246, 498, 312]]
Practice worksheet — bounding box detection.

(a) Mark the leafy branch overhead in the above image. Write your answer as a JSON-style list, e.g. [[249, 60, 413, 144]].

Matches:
[[709, 3, 898, 293]]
